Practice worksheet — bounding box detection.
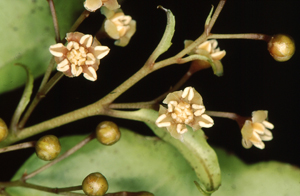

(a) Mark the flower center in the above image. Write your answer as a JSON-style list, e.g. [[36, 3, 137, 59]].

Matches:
[[169, 101, 194, 124], [66, 41, 88, 66]]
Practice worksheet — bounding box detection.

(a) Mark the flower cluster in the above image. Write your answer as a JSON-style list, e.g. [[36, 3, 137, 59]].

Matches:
[[241, 110, 274, 149], [84, 0, 120, 12], [49, 32, 110, 81], [101, 8, 136, 47], [184, 39, 226, 75], [156, 87, 214, 141]]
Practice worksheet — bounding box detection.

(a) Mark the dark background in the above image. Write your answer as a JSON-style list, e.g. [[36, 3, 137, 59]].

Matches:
[[1, 0, 300, 181]]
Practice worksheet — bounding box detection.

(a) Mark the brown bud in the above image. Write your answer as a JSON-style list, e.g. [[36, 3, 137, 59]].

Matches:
[[35, 135, 61, 161], [82, 172, 108, 196], [96, 121, 121, 145], [268, 34, 295, 62], [0, 118, 8, 142]]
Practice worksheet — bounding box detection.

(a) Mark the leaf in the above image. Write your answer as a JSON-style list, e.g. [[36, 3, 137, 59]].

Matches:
[[9, 64, 34, 131], [0, 0, 84, 94], [6, 129, 300, 196], [146, 6, 175, 64]]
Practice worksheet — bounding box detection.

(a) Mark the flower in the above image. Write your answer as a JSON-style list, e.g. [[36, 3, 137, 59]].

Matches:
[[155, 87, 214, 141], [241, 110, 274, 149], [84, 0, 120, 12], [102, 8, 136, 47], [49, 32, 110, 81], [184, 39, 226, 76]]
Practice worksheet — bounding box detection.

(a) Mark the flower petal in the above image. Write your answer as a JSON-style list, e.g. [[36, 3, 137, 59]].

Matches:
[[57, 59, 70, 72], [93, 46, 110, 59], [49, 43, 67, 57], [252, 122, 265, 134], [262, 120, 274, 130], [103, 0, 120, 10], [198, 114, 214, 128], [105, 20, 120, 39], [83, 66, 97, 81], [252, 110, 268, 123], [242, 138, 252, 149], [252, 141, 265, 149], [84, 0, 103, 12], [79, 34, 93, 48]]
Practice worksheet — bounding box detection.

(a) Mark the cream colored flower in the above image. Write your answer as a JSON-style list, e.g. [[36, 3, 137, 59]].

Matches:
[[84, 0, 120, 12], [156, 87, 214, 141], [184, 39, 226, 75], [102, 8, 136, 47], [49, 32, 110, 81], [241, 110, 274, 149]]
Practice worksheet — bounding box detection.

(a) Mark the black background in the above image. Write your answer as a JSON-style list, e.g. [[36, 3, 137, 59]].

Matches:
[[1, 0, 300, 181]]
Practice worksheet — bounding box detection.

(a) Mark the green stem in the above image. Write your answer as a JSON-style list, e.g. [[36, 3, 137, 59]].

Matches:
[[1, 0, 227, 147], [0, 141, 36, 153], [205, 0, 226, 36], [0, 180, 82, 195], [47, 0, 60, 43], [208, 33, 271, 41], [23, 133, 95, 180], [18, 72, 64, 130]]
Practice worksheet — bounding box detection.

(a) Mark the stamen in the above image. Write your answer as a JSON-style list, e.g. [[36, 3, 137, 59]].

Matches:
[[157, 122, 171, 127], [262, 121, 274, 130], [194, 110, 203, 116], [181, 87, 191, 98], [192, 104, 204, 110], [156, 114, 167, 123], [188, 88, 194, 101]]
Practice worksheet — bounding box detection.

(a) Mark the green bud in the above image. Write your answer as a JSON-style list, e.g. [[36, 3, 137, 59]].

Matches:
[[35, 135, 61, 161], [0, 118, 8, 142], [82, 172, 108, 196], [96, 121, 121, 145], [268, 34, 295, 62]]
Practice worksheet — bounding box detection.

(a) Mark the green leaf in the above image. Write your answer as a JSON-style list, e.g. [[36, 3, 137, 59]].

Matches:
[[6, 129, 300, 196], [146, 6, 175, 64], [9, 64, 34, 131], [0, 0, 84, 94]]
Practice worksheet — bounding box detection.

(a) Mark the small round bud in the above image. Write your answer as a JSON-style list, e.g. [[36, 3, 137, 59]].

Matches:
[[35, 135, 61, 161], [268, 34, 295, 62], [0, 118, 8, 142], [95, 121, 120, 145], [82, 172, 108, 196]]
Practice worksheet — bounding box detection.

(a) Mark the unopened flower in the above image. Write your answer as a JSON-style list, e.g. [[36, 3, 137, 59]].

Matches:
[[84, 0, 120, 12], [184, 39, 226, 76], [241, 110, 274, 149], [102, 8, 136, 47], [49, 32, 110, 81], [156, 87, 214, 141]]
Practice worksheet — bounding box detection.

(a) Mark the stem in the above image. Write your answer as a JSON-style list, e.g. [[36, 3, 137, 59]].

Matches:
[[0, 141, 36, 153], [69, 10, 91, 33], [47, 0, 60, 43], [205, 110, 249, 129], [23, 134, 95, 180], [0, 180, 82, 195], [205, 111, 240, 121], [208, 33, 271, 41], [1, 0, 228, 147], [109, 102, 156, 110], [18, 72, 64, 130], [205, 0, 226, 36]]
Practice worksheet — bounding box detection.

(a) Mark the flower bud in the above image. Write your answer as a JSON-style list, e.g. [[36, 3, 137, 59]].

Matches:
[[95, 121, 120, 145], [35, 135, 61, 161], [0, 118, 8, 142], [268, 34, 295, 62], [82, 172, 108, 196]]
